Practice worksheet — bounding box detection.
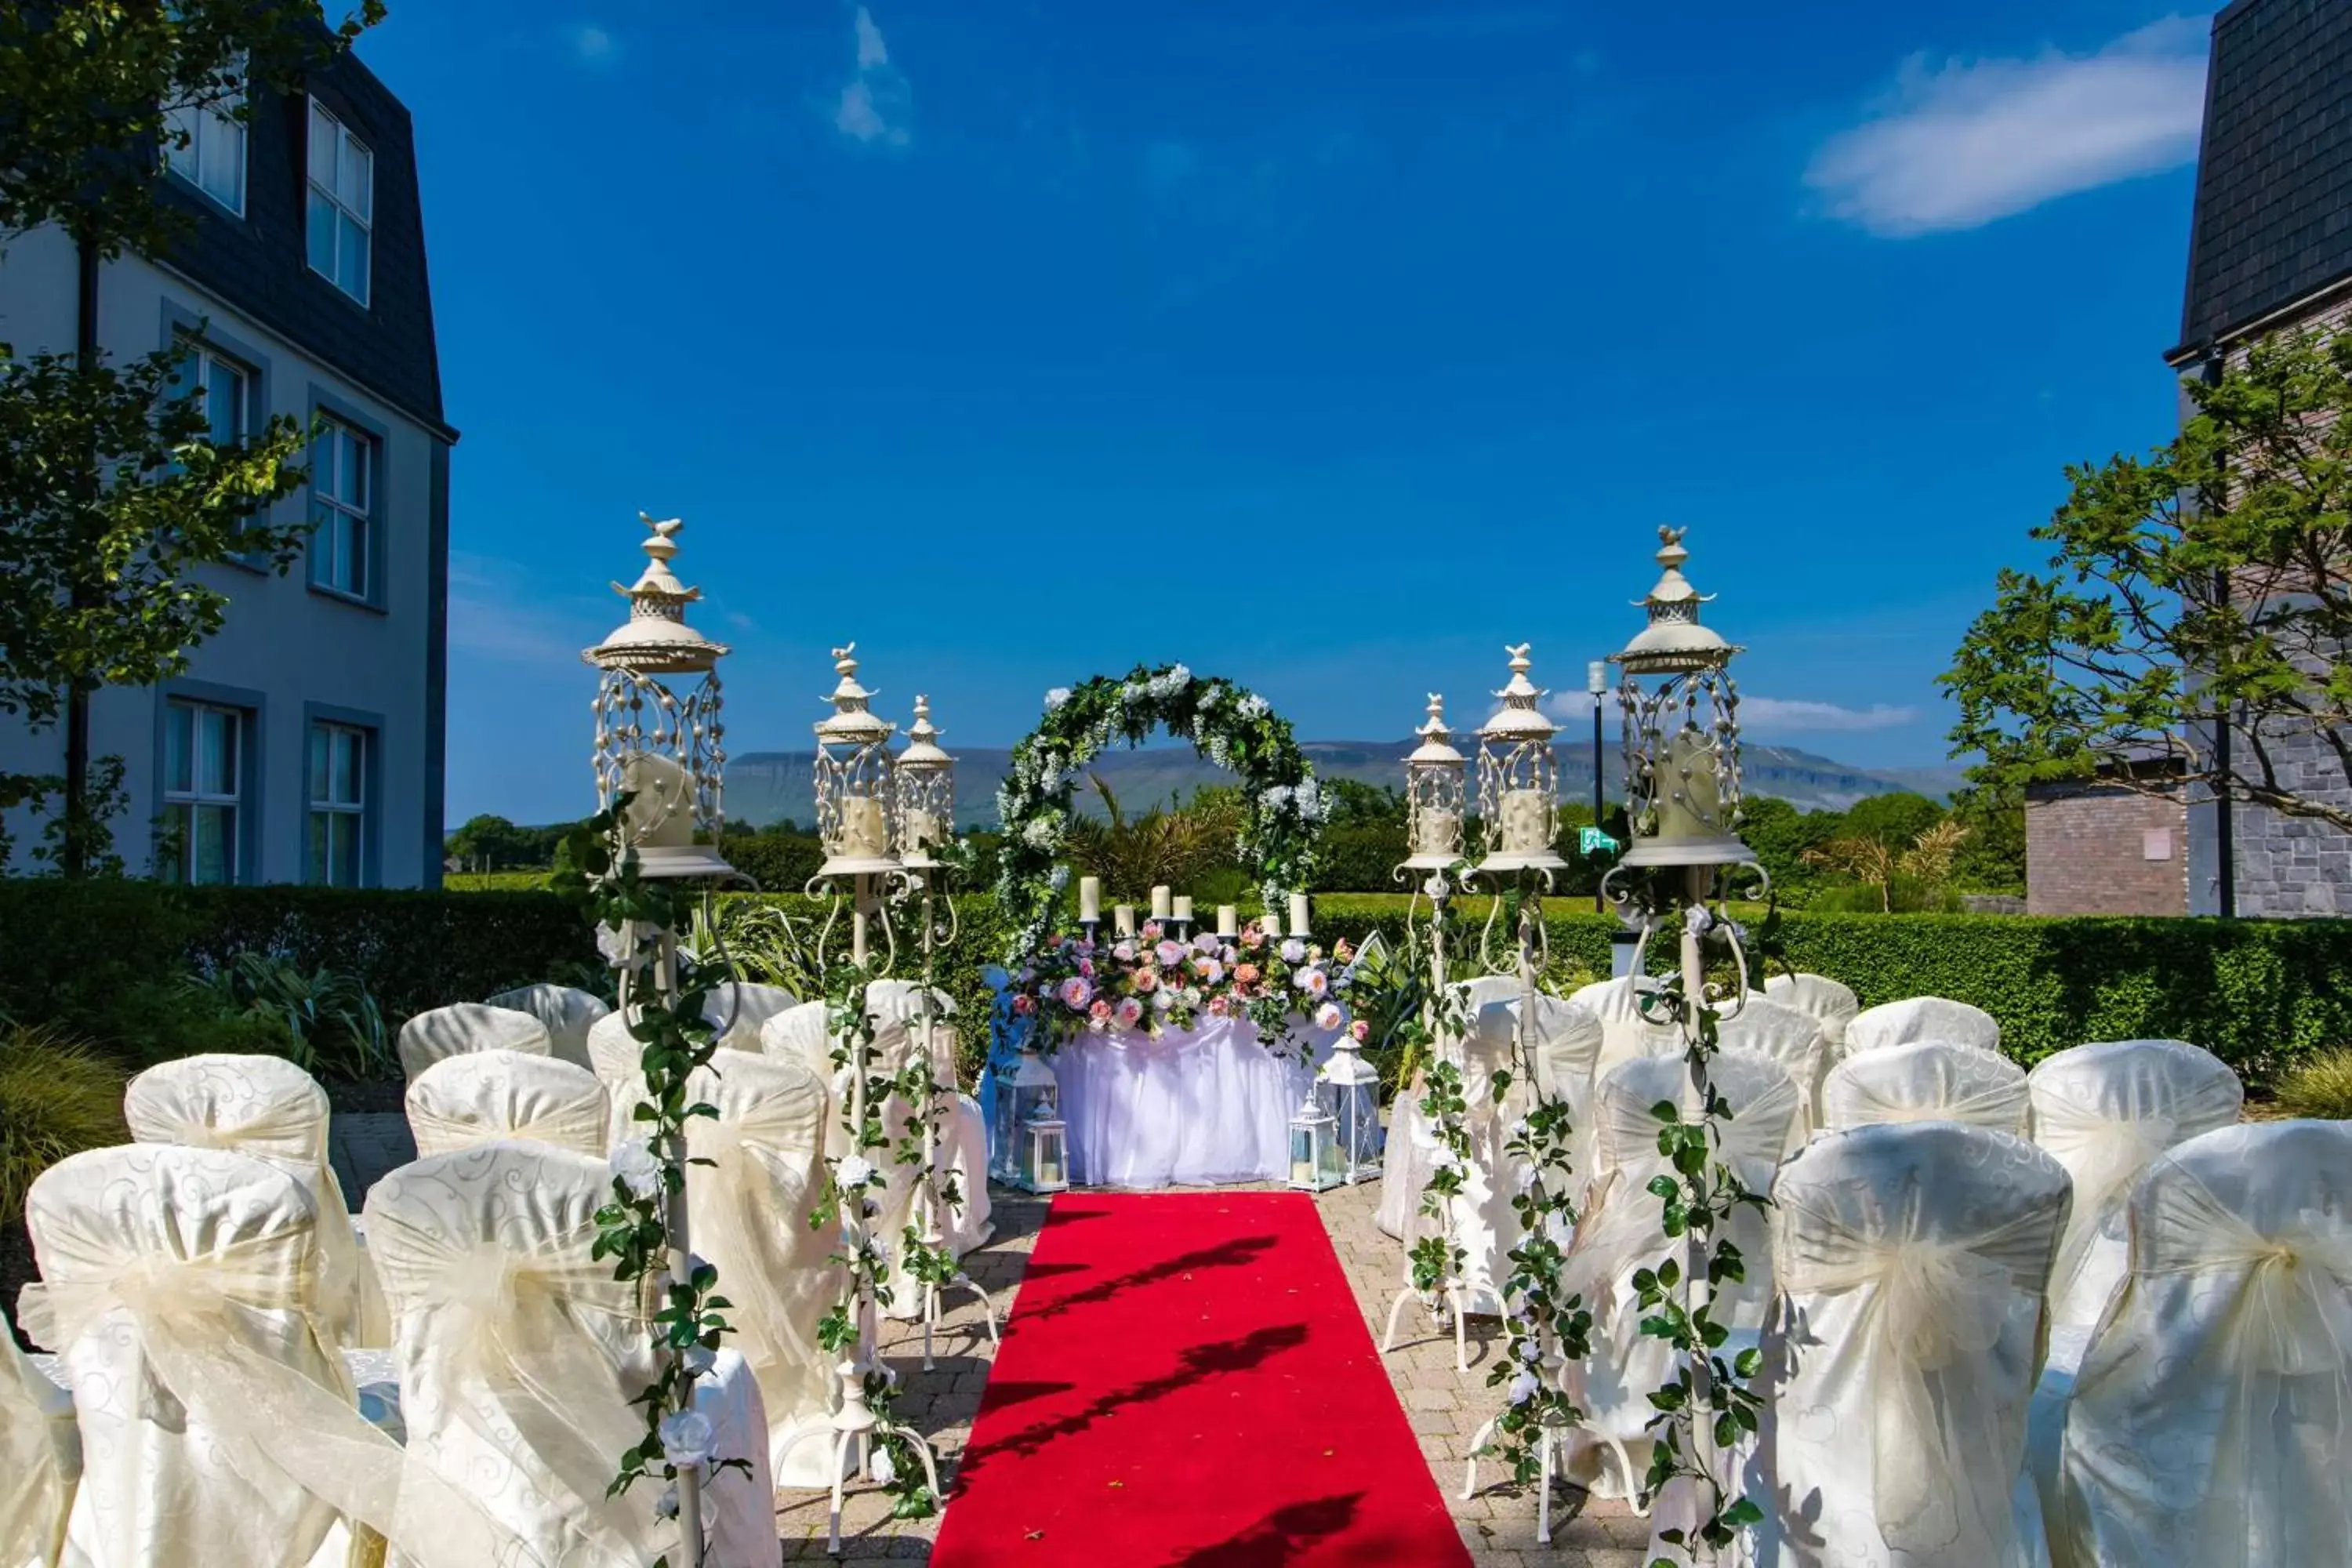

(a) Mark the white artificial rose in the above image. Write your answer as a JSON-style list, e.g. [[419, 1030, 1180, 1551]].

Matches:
[[654, 1484, 680, 1521], [659, 1409, 716, 1469], [608, 1139, 662, 1200], [681, 1343, 717, 1377], [1314, 1001, 1345, 1032], [1045, 687, 1072, 710], [1508, 1369, 1541, 1406], [837, 1155, 876, 1190], [869, 1446, 897, 1486]]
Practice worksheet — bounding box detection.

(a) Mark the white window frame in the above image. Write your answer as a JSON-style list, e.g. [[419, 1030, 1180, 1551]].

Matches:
[[310, 417, 372, 599], [165, 81, 247, 216], [305, 98, 373, 304], [162, 699, 245, 885], [307, 721, 369, 887], [183, 343, 250, 448]]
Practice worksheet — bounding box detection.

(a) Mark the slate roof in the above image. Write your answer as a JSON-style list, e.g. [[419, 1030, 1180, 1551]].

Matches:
[[2171, 0, 2352, 361]]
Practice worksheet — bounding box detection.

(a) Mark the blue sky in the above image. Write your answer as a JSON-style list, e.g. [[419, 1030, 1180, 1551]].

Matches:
[[354, 1, 2217, 825]]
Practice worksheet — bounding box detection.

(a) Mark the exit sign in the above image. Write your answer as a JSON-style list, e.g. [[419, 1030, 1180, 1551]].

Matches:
[[1579, 826, 1620, 856]]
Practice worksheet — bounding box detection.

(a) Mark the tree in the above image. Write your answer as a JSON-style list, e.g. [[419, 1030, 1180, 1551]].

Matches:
[[1945, 328, 2352, 834], [445, 814, 541, 873], [1801, 819, 1971, 914], [0, 2, 380, 873]]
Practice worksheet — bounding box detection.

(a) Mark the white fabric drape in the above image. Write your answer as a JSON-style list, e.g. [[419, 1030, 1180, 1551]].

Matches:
[[484, 984, 610, 1071], [2024, 1040, 2242, 1331], [1563, 1051, 1799, 1457], [1844, 996, 2000, 1056], [1569, 976, 1679, 1086], [28, 1145, 522, 1568], [362, 1142, 693, 1568], [1056, 1018, 1332, 1189], [702, 982, 801, 1055], [757, 1001, 836, 1078], [1822, 1040, 2028, 1135], [1376, 976, 1563, 1240], [122, 1053, 368, 1348], [1764, 973, 1860, 1050], [2, 1338, 76, 1568], [396, 1004, 550, 1081], [585, 1007, 652, 1152], [1715, 996, 1831, 1150], [681, 1049, 846, 1489], [404, 1050, 611, 1159], [1760, 1122, 2068, 1568], [2053, 1120, 2352, 1568]]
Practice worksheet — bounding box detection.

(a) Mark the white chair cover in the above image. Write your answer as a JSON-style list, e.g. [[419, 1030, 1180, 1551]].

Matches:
[[361, 1142, 689, 1567], [586, 1007, 652, 1151], [683, 1048, 847, 1488], [1374, 975, 1544, 1241], [484, 982, 610, 1070], [27, 1145, 516, 1568], [702, 980, 802, 1054], [1765, 972, 1860, 1050], [757, 1000, 837, 1079], [1715, 996, 1831, 1149], [404, 1050, 610, 1159], [2025, 1039, 2243, 1330], [1763, 1122, 2070, 1568], [1570, 975, 1679, 1084], [2053, 1120, 2352, 1568], [122, 1053, 368, 1348], [2, 1339, 76, 1568], [1845, 996, 2000, 1056], [1822, 1040, 2029, 1134], [395, 1002, 550, 1080], [1563, 1051, 1799, 1468]]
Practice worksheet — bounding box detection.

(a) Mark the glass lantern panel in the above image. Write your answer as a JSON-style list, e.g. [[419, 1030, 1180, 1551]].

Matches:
[[1014, 1081, 1059, 1124], [1319, 1079, 1385, 1171], [1024, 1123, 1066, 1190], [1289, 1123, 1321, 1189]]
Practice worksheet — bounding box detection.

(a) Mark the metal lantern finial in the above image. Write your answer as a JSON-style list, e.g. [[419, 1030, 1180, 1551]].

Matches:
[[1475, 644, 1566, 874], [814, 643, 900, 877], [1607, 526, 1752, 868], [1403, 693, 1466, 869], [896, 693, 955, 870], [584, 513, 731, 879]]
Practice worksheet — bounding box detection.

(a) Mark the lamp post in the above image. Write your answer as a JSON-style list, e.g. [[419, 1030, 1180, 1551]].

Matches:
[[1603, 525, 1762, 1550], [1588, 659, 1608, 913], [584, 513, 732, 1567]]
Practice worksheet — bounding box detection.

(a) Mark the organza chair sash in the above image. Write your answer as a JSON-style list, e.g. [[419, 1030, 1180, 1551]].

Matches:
[[406, 1096, 609, 1158], [2137, 1170, 2352, 1378], [3, 1339, 75, 1568], [41, 1226, 522, 1568], [1822, 1045, 2028, 1134], [1779, 1198, 2057, 1558]]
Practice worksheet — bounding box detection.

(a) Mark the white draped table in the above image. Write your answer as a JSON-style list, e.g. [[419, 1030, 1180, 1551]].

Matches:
[[1048, 1018, 1337, 1189]]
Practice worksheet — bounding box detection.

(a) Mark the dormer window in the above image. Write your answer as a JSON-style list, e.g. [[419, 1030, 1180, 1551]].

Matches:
[[306, 100, 372, 303]]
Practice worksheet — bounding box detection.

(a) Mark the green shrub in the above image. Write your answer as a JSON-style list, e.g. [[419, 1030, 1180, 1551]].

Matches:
[[2273, 1049, 2352, 1119], [183, 952, 393, 1082], [0, 1025, 129, 1223]]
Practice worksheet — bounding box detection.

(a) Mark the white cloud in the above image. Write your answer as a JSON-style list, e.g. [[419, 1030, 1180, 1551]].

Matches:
[[1806, 16, 2209, 237], [571, 24, 615, 64], [1547, 691, 1920, 734], [834, 5, 912, 147]]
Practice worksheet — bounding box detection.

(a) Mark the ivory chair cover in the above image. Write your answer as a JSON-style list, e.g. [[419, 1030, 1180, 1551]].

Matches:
[[1844, 996, 1999, 1056], [859, 983, 992, 1250], [122, 1053, 368, 1348], [2, 1338, 76, 1568], [1714, 997, 1832, 1149], [1374, 975, 1524, 1240], [702, 981, 801, 1054], [2024, 1040, 2242, 1331], [395, 1002, 551, 1081], [1760, 1123, 2069, 1568], [1821, 1040, 2028, 1135], [362, 1143, 720, 1567], [585, 1007, 652, 1151], [757, 1000, 837, 1079], [1763, 973, 1860, 1051], [1569, 976, 1679, 1085], [2049, 1120, 2352, 1568], [1562, 1051, 1799, 1497], [403, 1050, 610, 1159], [483, 983, 609, 1069], [27, 1145, 519, 1568], [682, 1048, 847, 1487]]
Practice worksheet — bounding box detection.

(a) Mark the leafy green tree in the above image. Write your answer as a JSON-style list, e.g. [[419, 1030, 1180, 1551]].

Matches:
[[1945, 328, 2352, 834], [1841, 791, 1947, 850], [446, 814, 543, 873]]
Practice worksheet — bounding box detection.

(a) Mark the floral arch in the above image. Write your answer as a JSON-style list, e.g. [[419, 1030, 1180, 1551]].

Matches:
[[992, 663, 1326, 969]]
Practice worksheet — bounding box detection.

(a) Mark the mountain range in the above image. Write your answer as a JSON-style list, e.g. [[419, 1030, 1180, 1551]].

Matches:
[[725, 740, 1967, 831]]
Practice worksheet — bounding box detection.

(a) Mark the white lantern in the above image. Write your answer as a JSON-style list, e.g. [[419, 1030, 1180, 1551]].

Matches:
[[1607, 528, 1754, 869], [1287, 1089, 1341, 1192], [813, 644, 899, 878], [895, 695, 954, 871], [1000, 1044, 1062, 1186], [584, 514, 731, 880], [1475, 645, 1568, 876], [1316, 1035, 1384, 1182], [1403, 693, 1467, 869], [1019, 1108, 1069, 1194]]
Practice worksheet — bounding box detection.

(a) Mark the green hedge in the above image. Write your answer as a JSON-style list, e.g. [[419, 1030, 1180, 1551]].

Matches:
[[9, 877, 2351, 1091]]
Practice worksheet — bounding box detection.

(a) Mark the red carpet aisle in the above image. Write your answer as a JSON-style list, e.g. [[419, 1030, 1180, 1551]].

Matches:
[[931, 1192, 1471, 1567]]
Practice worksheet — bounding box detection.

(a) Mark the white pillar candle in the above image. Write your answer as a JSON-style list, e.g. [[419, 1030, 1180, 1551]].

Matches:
[[1414, 808, 1461, 858], [1113, 905, 1136, 937], [902, 808, 939, 854], [1264, 909, 1283, 940], [1289, 892, 1312, 936], [1079, 876, 1102, 923], [1216, 904, 1239, 938], [1150, 884, 1173, 920], [837, 797, 889, 859], [1501, 787, 1551, 854], [1172, 895, 1194, 923]]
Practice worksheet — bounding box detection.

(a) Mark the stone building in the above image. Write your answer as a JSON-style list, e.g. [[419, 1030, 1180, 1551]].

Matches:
[[2165, 0, 2352, 916]]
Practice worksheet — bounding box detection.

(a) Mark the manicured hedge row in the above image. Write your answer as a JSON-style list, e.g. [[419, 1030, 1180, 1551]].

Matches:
[[9, 877, 2350, 1089]]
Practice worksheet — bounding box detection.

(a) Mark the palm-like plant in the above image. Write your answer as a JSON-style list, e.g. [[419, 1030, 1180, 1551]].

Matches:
[[1064, 776, 1244, 900], [184, 953, 390, 1080]]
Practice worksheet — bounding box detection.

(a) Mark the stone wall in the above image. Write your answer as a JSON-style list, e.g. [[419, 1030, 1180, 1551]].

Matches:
[[2027, 780, 2189, 916]]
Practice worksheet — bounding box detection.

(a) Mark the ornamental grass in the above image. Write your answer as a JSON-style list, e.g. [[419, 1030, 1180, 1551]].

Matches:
[[2274, 1048, 2352, 1120]]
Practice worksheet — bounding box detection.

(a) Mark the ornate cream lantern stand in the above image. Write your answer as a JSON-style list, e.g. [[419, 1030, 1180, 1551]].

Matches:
[[1602, 525, 1764, 1540], [893, 696, 999, 1370], [584, 514, 734, 1568]]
